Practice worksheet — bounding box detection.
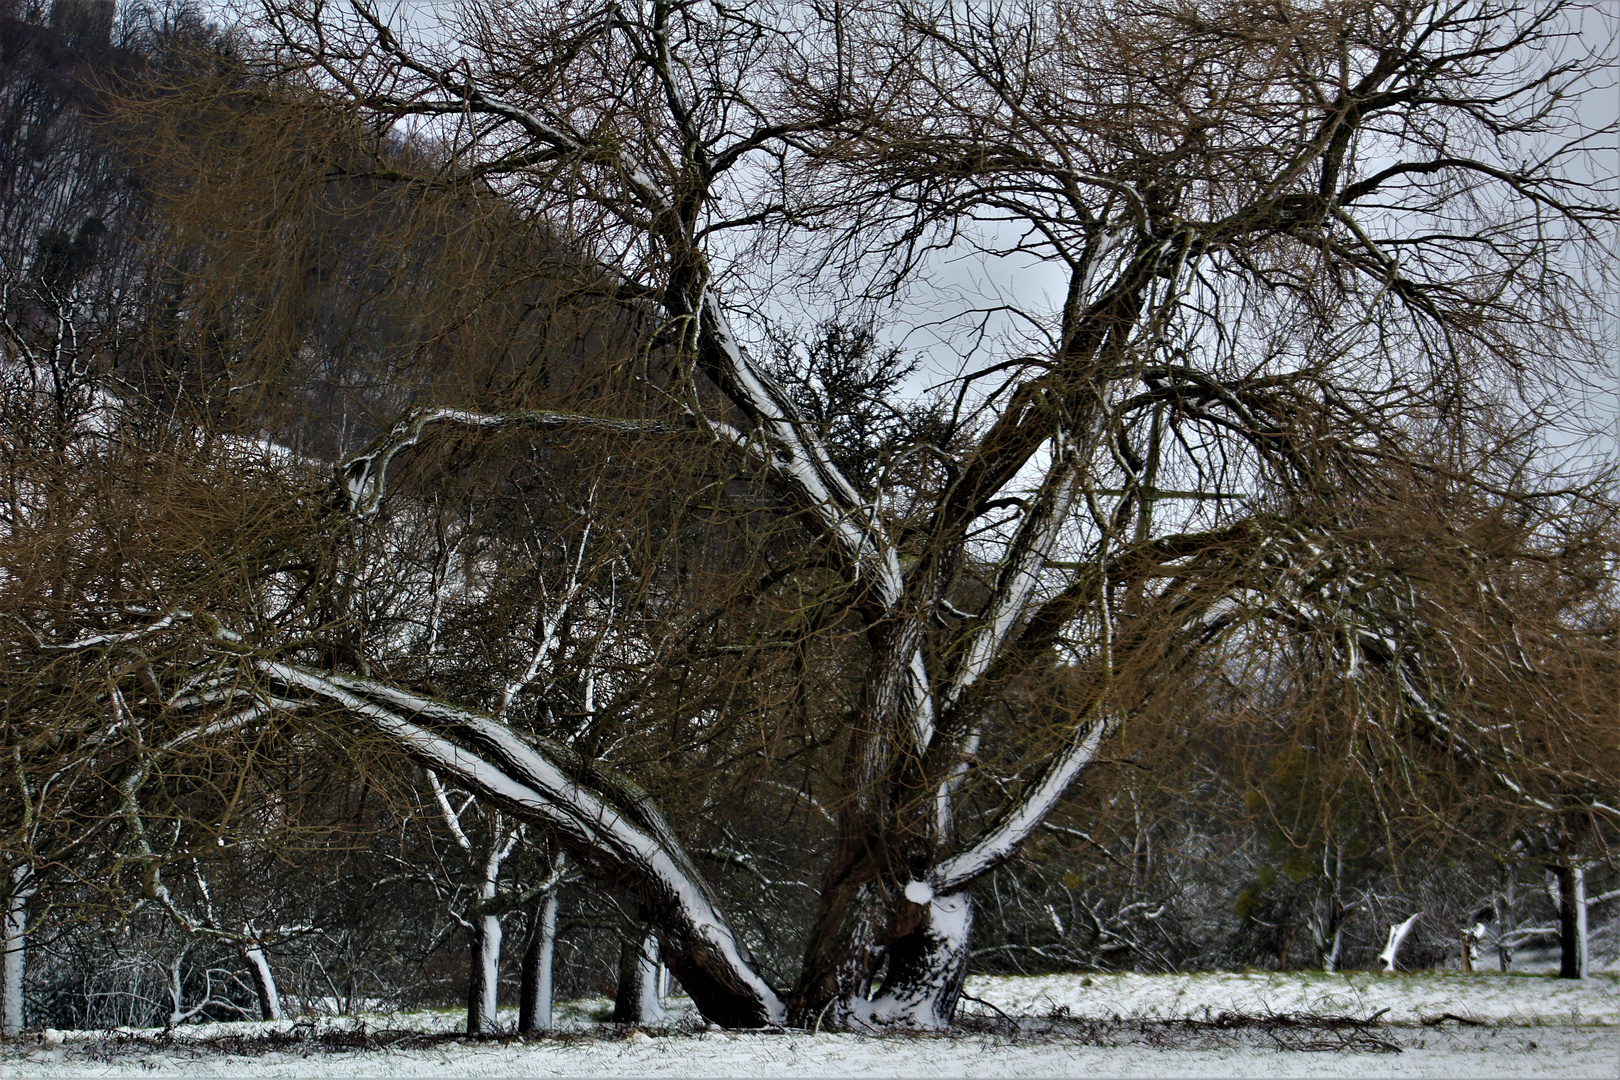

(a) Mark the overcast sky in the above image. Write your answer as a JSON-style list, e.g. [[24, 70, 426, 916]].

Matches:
[[227, 0, 1619, 476]]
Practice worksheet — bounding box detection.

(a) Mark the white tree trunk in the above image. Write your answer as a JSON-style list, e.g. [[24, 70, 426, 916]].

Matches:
[[1, 867, 28, 1037], [467, 913, 503, 1033], [613, 930, 665, 1024], [1322, 922, 1344, 973], [1379, 912, 1420, 972], [238, 939, 283, 1021], [518, 888, 560, 1032], [1574, 868, 1588, 979]]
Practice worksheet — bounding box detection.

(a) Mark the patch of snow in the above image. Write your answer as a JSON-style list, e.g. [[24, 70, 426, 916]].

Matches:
[[1, 973, 1614, 1078], [964, 969, 1620, 1027]]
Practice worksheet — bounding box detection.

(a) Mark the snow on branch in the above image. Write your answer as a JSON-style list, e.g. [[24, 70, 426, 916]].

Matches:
[[254, 660, 785, 1025], [338, 406, 694, 516], [696, 295, 904, 610], [933, 701, 1110, 893], [940, 436, 1081, 714]]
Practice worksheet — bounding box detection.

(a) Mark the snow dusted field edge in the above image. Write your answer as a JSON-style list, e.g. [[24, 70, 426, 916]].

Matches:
[[2, 972, 1617, 1079]]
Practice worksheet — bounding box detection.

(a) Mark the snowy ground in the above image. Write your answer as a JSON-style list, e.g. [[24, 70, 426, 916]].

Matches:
[[2, 971, 1616, 1078]]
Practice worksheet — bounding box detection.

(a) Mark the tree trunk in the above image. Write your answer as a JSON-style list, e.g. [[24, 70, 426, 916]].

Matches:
[[1, 867, 27, 1037], [858, 890, 973, 1028], [1312, 896, 1346, 973], [466, 912, 503, 1033], [1496, 870, 1517, 972], [237, 939, 283, 1021], [788, 870, 889, 1027], [518, 889, 559, 1032], [1322, 921, 1344, 973], [1557, 864, 1588, 980], [1379, 912, 1420, 972], [613, 930, 665, 1024]]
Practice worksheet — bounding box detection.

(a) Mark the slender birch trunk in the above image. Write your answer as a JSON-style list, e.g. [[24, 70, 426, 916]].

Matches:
[[1, 866, 28, 1037], [518, 888, 559, 1032]]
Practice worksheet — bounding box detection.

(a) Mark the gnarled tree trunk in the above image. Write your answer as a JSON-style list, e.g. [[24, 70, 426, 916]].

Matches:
[[858, 890, 973, 1028]]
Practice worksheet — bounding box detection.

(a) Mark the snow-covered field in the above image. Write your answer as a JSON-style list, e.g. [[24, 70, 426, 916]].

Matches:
[[3, 971, 1616, 1078]]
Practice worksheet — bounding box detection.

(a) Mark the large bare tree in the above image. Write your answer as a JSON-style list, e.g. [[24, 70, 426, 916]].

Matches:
[[16, 0, 1613, 1031]]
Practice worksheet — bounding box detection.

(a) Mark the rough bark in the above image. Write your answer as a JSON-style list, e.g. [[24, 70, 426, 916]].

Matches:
[[857, 890, 973, 1029], [788, 874, 889, 1026], [518, 888, 560, 1032]]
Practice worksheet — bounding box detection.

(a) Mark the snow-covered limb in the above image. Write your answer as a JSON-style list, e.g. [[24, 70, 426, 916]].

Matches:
[[696, 294, 904, 612], [933, 701, 1110, 893], [338, 407, 691, 516], [940, 438, 1081, 716], [255, 662, 784, 1027], [497, 516, 594, 719], [849, 891, 973, 1030], [40, 613, 179, 650], [934, 438, 1082, 833], [427, 771, 477, 855]]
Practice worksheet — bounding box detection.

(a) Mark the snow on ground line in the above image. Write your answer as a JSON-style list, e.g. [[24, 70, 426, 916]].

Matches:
[[964, 969, 1620, 1026], [0, 971, 1615, 1079]]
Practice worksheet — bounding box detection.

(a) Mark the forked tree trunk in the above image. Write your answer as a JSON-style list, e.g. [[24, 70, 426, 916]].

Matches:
[[1311, 896, 1347, 973], [1, 867, 27, 1037], [237, 938, 283, 1021], [857, 890, 973, 1028], [613, 930, 665, 1024], [466, 912, 503, 1033], [518, 889, 560, 1032], [1556, 864, 1588, 980]]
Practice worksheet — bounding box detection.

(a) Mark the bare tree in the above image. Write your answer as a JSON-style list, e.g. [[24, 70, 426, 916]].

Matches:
[[220, 0, 1616, 1026], [8, 0, 1611, 1033]]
